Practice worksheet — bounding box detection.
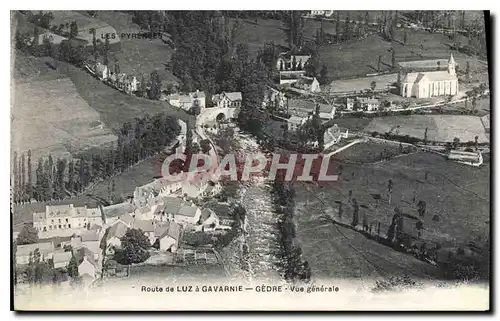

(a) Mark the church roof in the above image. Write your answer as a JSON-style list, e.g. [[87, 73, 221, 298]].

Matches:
[[402, 71, 457, 84], [449, 53, 456, 65]]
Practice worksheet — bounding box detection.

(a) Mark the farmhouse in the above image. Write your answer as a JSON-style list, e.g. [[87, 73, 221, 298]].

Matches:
[[212, 92, 242, 108], [323, 124, 349, 148], [288, 99, 336, 120], [154, 221, 181, 252], [132, 219, 156, 245], [199, 208, 220, 227], [358, 97, 380, 111], [400, 54, 459, 99], [105, 220, 128, 255], [287, 116, 306, 132], [176, 204, 202, 225], [346, 98, 355, 111], [75, 247, 101, 280], [33, 204, 103, 234], [168, 90, 206, 111], [52, 251, 72, 269], [262, 86, 287, 110], [95, 62, 110, 80], [292, 76, 321, 93]]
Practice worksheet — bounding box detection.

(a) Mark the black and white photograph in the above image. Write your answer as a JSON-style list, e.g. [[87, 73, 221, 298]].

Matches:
[[10, 9, 491, 311]]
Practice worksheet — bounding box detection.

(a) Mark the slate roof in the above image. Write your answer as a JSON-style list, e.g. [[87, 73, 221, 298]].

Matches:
[[81, 231, 100, 242], [133, 220, 155, 233], [224, 92, 242, 101], [200, 208, 216, 222], [52, 251, 72, 265], [107, 221, 128, 240], [74, 247, 99, 269], [162, 197, 183, 215], [177, 205, 200, 218], [103, 203, 135, 218], [17, 242, 55, 257], [402, 71, 457, 84], [158, 221, 181, 241], [287, 116, 304, 125], [118, 213, 134, 226]]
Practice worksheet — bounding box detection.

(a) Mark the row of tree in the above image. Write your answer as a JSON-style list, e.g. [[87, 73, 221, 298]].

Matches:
[[12, 112, 180, 204], [272, 179, 311, 282]]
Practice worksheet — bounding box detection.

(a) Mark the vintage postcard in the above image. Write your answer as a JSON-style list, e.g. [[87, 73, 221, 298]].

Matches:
[[11, 10, 490, 311]]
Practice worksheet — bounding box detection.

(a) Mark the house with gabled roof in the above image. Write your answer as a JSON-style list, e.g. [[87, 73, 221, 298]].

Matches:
[[75, 247, 101, 280], [52, 251, 72, 269], [154, 221, 181, 252], [132, 219, 156, 245], [176, 204, 202, 226], [212, 92, 242, 109], [105, 220, 129, 256], [292, 76, 321, 93]]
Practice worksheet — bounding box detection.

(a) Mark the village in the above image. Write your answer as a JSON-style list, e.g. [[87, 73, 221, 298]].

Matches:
[[12, 10, 490, 307]]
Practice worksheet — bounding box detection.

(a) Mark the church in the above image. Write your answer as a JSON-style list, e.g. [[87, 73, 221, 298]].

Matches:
[[399, 54, 459, 99]]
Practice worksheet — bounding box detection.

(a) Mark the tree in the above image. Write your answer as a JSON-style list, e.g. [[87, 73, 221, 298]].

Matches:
[[404, 31, 408, 44], [391, 49, 396, 69], [291, 55, 297, 71], [27, 149, 32, 200], [90, 28, 97, 61], [351, 198, 359, 226], [466, 61, 471, 79], [117, 228, 151, 265], [377, 55, 382, 72], [103, 36, 110, 66], [13, 152, 18, 203], [387, 179, 393, 204], [417, 200, 426, 217], [319, 64, 329, 85], [149, 70, 162, 100], [67, 254, 79, 278], [424, 127, 429, 145], [69, 21, 78, 39], [370, 81, 377, 93], [453, 137, 460, 149], [17, 225, 39, 245], [474, 135, 479, 150]]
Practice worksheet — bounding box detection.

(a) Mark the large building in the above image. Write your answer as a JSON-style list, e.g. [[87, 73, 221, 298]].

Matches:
[[168, 90, 206, 111], [33, 204, 103, 233], [399, 54, 459, 99]]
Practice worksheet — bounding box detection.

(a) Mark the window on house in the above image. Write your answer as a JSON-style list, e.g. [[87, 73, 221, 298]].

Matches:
[[66, 218, 69, 223], [59, 225, 62, 229], [43, 227, 47, 232], [68, 224, 71, 228], [51, 220, 54, 224], [58, 219, 61, 223]]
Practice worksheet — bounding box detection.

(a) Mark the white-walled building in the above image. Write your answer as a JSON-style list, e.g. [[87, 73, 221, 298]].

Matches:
[[33, 205, 103, 235], [400, 54, 459, 99]]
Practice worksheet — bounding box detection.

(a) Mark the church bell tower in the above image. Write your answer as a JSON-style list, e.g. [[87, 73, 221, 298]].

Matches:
[[448, 53, 456, 76]]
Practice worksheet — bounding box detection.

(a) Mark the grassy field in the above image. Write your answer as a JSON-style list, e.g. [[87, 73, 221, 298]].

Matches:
[[319, 27, 487, 80], [64, 63, 193, 131], [296, 149, 490, 251], [230, 18, 288, 56], [11, 54, 118, 162], [334, 141, 416, 164], [94, 11, 178, 85], [363, 115, 489, 143], [295, 206, 442, 280]]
